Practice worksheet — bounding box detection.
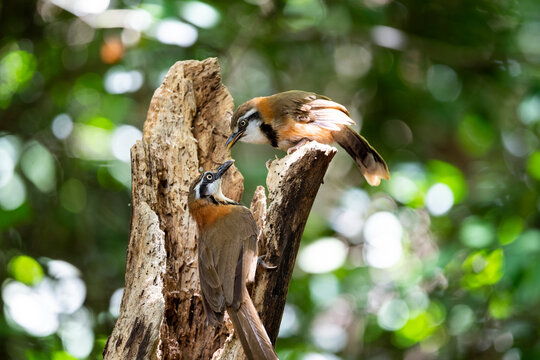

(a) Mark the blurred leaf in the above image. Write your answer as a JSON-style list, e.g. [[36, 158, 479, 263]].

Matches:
[[497, 216, 524, 245], [461, 249, 504, 289], [457, 114, 495, 156], [8, 255, 44, 285], [527, 151, 540, 181], [0, 49, 37, 108], [59, 178, 87, 213], [51, 351, 77, 360], [489, 291, 512, 319]]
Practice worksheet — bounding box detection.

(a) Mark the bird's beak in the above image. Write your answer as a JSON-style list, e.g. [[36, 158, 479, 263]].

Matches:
[[216, 160, 234, 178], [226, 130, 244, 151]]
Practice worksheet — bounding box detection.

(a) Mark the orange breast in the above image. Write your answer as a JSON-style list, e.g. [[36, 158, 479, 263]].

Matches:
[[189, 200, 233, 229]]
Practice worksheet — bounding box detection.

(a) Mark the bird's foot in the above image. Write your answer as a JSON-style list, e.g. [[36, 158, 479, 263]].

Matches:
[[257, 255, 277, 270], [287, 138, 309, 155], [265, 155, 280, 170]]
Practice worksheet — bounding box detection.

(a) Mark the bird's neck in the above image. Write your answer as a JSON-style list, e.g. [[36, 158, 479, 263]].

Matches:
[[188, 198, 237, 229]]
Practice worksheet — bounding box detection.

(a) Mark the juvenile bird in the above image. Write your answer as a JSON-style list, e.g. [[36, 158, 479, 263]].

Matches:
[[226, 90, 390, 186], [188, 160, 278, 360]]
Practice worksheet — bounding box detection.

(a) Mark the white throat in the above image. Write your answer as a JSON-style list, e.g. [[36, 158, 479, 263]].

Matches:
[[213, 181, 233, 203], [241, 120, 270, 145]]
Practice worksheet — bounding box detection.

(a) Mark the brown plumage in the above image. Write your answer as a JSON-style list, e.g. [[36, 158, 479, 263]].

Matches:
[[227, 90, 390, 186], [188, 161, 278, 360]]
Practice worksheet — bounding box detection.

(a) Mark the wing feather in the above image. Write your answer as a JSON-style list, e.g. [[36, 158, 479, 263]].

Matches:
[[277, 91, 355, 130]]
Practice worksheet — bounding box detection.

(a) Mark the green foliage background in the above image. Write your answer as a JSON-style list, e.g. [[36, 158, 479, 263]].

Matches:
[[1, 0, 540, 359]]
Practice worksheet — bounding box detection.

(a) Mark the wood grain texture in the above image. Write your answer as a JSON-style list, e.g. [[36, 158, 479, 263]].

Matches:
[[104, 58, 337, 360]]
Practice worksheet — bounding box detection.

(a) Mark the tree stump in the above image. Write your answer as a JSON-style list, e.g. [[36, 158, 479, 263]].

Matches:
[[103, 58, 336, 360]]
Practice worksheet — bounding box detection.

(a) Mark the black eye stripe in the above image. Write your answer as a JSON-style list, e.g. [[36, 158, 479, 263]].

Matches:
[[239, 111, 259, 127]]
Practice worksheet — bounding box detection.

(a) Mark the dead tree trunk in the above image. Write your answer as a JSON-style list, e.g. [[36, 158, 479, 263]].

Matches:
[[103, 58, 336, 360]]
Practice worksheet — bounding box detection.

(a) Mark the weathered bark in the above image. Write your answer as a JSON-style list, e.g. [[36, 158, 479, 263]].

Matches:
[[104, 58, 336, 360]]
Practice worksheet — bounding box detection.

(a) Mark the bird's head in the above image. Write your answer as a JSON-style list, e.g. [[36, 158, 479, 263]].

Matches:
[[226, 99, 270, 150], [189, 160, 235, 204]]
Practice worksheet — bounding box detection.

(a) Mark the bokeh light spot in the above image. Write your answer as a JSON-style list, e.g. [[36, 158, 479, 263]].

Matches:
[[425, 183, 454, 216], [518, 21, 540, 62], [104, 67, 143, 94], [459, 216, 494, 248], [427, 160, 467, 203], [154, 19, 198, 47], [377, 298, 409, 331], [0, 173, 26, 210], [363, 212, 403, 269], [371, 26, 407, 50], [518, 95, 540, 125], [3, 281, 59, 336], [111, 125, 142, 162], [334, 44, 372, 79], [311, 321, 347, 353], [68, 123, 112, 160], [502, 128, 538, 157], [109, 288, 124, 318], [52, 114, 74, 139], [302, 353, 341, 360], [309, 274, 339, 306], [58, 307, 94, 358], [449, 304, 474, 335], [0, 135, 20, 187], [181, 1, 220, 28], [427, 64, 461, 102], [298, 237, 347, 274], [330, 188, 370, 239], [100, 37, 124, 64], [283, 0, 326, 30], [49, 0, 110, 16], [20, 141, 56, 193], [107, 160, 132, 187], [278, 303, 300, 338]]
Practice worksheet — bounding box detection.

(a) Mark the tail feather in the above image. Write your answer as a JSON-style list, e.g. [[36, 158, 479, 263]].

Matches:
[[335, 126, 390, 186], [227, 288, 278, 360]]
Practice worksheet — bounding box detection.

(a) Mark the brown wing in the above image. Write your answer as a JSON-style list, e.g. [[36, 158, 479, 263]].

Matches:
[[271, 90, 354, 131], [198, 239, 226, 323], [198, 205, 258, 318]]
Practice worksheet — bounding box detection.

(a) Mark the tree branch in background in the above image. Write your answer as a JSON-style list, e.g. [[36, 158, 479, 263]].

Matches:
[[104, 58, 336, 360]]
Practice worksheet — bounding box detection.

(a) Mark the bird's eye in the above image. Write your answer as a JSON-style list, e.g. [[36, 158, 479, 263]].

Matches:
[[205, 173, 213, 181], [239, 119, 247, 128]]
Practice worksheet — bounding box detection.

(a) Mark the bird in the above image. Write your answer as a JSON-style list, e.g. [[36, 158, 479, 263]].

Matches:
[[188, 160, 278, 360], [226, 90, 390, 186]]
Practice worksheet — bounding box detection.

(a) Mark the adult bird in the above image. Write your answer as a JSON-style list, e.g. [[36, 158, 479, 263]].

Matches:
[[188, 160, 278, 360], [226, 90, 390, 186]]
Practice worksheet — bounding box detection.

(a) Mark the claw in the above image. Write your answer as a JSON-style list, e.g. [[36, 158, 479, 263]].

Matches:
[[287, 138, 309, 155], [257, 255, 277, 270]]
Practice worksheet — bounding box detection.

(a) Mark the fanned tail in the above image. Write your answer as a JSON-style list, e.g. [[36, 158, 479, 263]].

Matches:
[[334, 126, 390, 186], [227, 288, 278, 360]]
